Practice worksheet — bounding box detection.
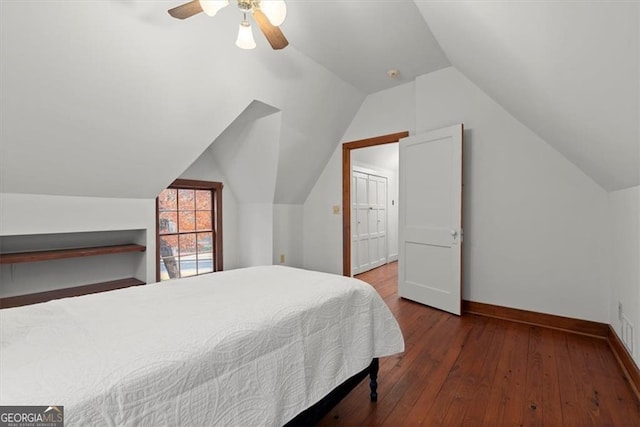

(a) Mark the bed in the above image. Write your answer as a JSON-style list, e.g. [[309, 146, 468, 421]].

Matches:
[[0, 265, 404, 426]]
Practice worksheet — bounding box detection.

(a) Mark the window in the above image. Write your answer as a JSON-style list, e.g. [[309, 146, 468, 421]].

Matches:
[[156, 179, 223, 281]]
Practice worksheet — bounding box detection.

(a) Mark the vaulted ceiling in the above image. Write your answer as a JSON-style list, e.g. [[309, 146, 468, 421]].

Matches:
[[0, 0, 637, 203], [416, 1, 639, 191]]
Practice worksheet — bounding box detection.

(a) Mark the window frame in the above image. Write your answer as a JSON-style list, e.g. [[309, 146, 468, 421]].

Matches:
[[155, 179, 223, 282]]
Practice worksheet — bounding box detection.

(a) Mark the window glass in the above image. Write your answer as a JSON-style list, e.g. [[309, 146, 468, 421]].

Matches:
[[158, 189, 177, 211], [178, 210, 196, 232], [157, 182, 221, 281], [196, 190, 211, 210], [195, 211, 212, 231], [178, 189, 195, 211]]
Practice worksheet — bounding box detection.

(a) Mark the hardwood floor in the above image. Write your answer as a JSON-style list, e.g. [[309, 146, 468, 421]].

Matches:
[[317, 262, 640, 426]]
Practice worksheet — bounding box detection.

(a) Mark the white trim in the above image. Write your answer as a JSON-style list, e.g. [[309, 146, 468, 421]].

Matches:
[[353, 162, 394, 179]]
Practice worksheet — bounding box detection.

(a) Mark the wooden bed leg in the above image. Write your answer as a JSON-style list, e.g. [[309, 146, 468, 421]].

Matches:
[[369, 358, 379, 402]]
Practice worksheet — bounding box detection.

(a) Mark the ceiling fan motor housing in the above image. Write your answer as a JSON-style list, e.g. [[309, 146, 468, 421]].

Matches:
[[238, 0, 256, 12]]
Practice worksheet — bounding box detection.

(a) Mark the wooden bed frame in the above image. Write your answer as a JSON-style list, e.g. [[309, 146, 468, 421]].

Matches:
[[0, 278, 381, 423]]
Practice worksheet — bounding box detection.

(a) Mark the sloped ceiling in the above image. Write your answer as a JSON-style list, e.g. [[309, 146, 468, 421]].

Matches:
[[207, 101, 281, 204], [283, 0, 450, 93], [1, 0, 637, 203], [0, 1, 364, 202], [415, 0, 639, 191]]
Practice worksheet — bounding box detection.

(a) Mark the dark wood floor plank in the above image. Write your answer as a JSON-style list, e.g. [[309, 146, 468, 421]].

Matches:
[[582, 337, 640, 424], [553, 329, 594, 425], [360, 315, 456, 425], [349, 312, 445, 425], [316, 262, 640, 427], [538, 327, 563, 426], [502, 322, 530, 425], [378, 315, 473, 425], [524, 326, 544, 427], [481, 322, 529, 425], [459, 318, 509, 425], [432, 317, 499, 426], [568, 333, 622, 426]]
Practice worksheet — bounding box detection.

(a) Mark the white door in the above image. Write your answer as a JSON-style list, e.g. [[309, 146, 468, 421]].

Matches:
[[352, 171, 388, 275], [353, 171, 370, 274], [368, 174, 387, 270], [398, 124, 463, 315]]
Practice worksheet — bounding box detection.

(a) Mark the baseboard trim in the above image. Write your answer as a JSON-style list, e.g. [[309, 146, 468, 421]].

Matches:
[[462, 300, 608, 338], [607, 325, 640, 401], [462, 300, 640, 402]]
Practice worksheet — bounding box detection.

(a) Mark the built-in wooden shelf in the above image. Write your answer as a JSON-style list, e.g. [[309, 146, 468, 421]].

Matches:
[[0, 277, 146, 309], [0, 244, 146, 264]]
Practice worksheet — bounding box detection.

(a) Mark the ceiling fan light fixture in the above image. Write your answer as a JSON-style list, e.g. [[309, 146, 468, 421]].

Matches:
[[168, 0, 287, 50], [236, 19, 257, 49], [260, 0, 287, 26], [199, 0, 229, 17]]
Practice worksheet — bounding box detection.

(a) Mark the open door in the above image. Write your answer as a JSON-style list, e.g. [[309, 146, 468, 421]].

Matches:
[[398, 124, 463, 315]]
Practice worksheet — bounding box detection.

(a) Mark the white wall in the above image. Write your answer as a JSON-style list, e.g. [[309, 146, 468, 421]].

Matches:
[[342, 81, 416, 142], [609, 186, 639, 364], [416, 67, 610, 322], [303, 150, 344, 274], [0, 193, 155, 293], [184, 152, 283, 270], [304, 66, 611, 323], [211, 110, 282, 204], [179, 148, 240, 271], [181, 107, 292, 270], [238, 203, 273, 267], [181, 108, 304, 270], [273, 204, 304, 268], [304, 82, 415, 274]]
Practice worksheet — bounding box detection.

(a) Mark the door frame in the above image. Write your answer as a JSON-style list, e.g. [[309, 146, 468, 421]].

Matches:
[[342, 131, 409, 276]]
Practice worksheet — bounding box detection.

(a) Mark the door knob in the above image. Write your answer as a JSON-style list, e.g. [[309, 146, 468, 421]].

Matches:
[[451, 230, 457, 238]]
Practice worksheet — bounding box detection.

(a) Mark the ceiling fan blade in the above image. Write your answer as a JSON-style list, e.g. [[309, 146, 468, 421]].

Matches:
[[252, 9, 289, 50], [168, 0, 203, 19]]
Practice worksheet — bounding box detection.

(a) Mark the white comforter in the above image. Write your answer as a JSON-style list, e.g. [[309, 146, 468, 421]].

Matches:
[[0, 266, 404, 426]]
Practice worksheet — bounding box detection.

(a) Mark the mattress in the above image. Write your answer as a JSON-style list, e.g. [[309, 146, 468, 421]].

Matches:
[[0, 266, 404, 426]]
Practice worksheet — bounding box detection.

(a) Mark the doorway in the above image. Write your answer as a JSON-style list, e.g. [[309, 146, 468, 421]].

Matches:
[[343, 127, 464, 315], [342, 131, 409, 277]]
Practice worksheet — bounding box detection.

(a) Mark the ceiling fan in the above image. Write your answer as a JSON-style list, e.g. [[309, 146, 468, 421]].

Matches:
[[168, 0, 289, 50]]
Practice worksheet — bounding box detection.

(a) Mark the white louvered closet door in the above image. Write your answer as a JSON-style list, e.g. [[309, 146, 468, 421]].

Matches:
[[352, 170, 388, 275]]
